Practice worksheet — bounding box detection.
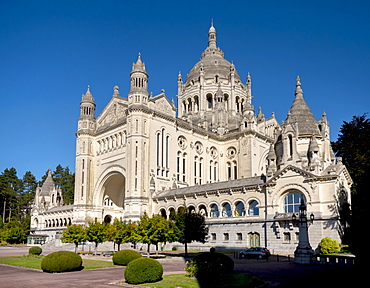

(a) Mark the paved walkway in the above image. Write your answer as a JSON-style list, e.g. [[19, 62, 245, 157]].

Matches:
[[0, 246, 362, 287]]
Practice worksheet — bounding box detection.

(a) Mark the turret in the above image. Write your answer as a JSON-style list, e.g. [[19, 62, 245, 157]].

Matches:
[[208, 22, 217, 49], [78, 86, 96, 133], [128, 53, 149, 106]]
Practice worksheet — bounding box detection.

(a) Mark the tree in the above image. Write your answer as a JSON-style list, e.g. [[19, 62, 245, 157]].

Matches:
[[61, 224, 86, 253], [0, 168, 22, 223], [107, 219, 135, 251], [85, 221, 108, 255], [17, 171, 37, 219], [332, 114, 370, 264], [1, 220, 28, 244], [133, 213, 175, 255], [173, 209, 209, 257]]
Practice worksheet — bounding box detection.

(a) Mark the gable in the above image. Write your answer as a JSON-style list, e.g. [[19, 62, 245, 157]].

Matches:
[[149, 93, 176, 116], [267, 165, 316, 184], [96, 98, 128, 131]]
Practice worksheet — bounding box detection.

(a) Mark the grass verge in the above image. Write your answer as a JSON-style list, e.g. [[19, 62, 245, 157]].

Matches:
[[0, 256, 115, 270], [134, 273, 264, 288]]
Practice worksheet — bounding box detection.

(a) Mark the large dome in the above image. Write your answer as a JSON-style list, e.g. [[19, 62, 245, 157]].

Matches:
[[185, 25, 241, 85]]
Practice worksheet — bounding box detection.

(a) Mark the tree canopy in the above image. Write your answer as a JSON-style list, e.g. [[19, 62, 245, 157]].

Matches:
[[172, 209, 209, 256], [61, 224, 86, 252], [0, 165, 75, 244], [332, 114, 370, 264]]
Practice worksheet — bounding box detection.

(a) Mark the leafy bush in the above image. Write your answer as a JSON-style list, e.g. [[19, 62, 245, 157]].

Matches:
[[28, 246, 42, 255], [186, 252, 234, 277], [41, 251, 83, 273], [124, 257, 163, 284], [112, 249, 142, 266], [319, 237, 341, 254]]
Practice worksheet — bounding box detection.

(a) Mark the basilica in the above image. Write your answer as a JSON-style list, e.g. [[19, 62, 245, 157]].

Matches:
[[29, 25, 352, 254]]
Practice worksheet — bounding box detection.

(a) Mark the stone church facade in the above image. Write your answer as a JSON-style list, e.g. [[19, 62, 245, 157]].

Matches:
[[30, 25, 352, 254]]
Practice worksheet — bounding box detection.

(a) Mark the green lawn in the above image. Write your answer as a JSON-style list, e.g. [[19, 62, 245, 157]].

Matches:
[[137, 273, 264, 288], [0, 256, 116, 270]]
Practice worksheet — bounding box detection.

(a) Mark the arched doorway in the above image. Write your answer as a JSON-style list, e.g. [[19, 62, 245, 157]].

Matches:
[[104, 214, 112, 224], [100, 172, 126, 208]]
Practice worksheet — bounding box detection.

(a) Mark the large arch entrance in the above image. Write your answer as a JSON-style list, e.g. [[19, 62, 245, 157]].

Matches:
[[101, 172, 126, 208]]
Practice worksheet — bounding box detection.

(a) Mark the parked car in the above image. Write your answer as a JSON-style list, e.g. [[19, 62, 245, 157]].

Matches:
[[239, 247, 271, 259]]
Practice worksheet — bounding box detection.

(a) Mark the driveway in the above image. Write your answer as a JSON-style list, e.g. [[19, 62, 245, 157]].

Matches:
[[0, 246, 361, 287]]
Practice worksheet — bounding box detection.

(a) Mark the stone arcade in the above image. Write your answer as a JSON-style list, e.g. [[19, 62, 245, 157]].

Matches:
[[30, 24, 352, 254]]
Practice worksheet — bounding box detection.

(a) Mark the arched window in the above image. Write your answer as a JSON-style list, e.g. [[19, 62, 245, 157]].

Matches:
[[248, 200, 259, 216], [248, 232, 260, 248], [284, 192, 304, 213], [227, 162, 232, 179], [210, 204, 219, 218], [236, 96, 241, 112], [288, 135, 293, 158], [188, 205, 196, 214], [178, 206, 186, 214], [182, 153, 187, 182], [194, 95, 199, 112], [177, 152, 181, 181], [235, 201, 245, 216], [156, 129, 170, 177], [222, 203, 232, 217], [199, 205, 208, 217], [207, 93, 213, 109], [160, 208, 167, 219], [169, 208, 176, 219]]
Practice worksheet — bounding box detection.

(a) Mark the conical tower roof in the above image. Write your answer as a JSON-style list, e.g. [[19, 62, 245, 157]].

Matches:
[[286, 77, 320, 136], [40, 170, 56, 196]]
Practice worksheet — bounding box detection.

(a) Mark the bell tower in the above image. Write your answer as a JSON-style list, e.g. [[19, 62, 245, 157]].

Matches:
[[126, 53, 151, 218], [75, 86, 96, 213]]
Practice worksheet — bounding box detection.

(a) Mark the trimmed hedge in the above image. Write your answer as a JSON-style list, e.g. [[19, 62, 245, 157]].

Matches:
[[28, 246, 42, 255], [187, 252, 234, 277], [124, 257, 163, 284], [112, 249, 142, 266], [41, 251, 83, 273]]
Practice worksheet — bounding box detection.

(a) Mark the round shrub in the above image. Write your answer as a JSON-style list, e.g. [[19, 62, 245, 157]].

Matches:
[[124, 257, 163, 284], [28, 246, 42, 255], [112, 249, 142, 266], [319, 237, 341, 254], [189, 252, 234, 276], [41, 251, 82, 273]]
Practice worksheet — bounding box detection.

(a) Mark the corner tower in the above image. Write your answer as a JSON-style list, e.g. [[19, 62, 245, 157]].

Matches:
[[75, 86, 96, 212], [125, 54, 151, 218]]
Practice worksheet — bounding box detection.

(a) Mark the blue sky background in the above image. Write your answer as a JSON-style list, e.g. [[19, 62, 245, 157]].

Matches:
[[1, 0, 369, 181]]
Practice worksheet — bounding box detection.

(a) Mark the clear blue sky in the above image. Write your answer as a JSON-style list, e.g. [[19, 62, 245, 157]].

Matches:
[[1, 0, 369, 181]]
